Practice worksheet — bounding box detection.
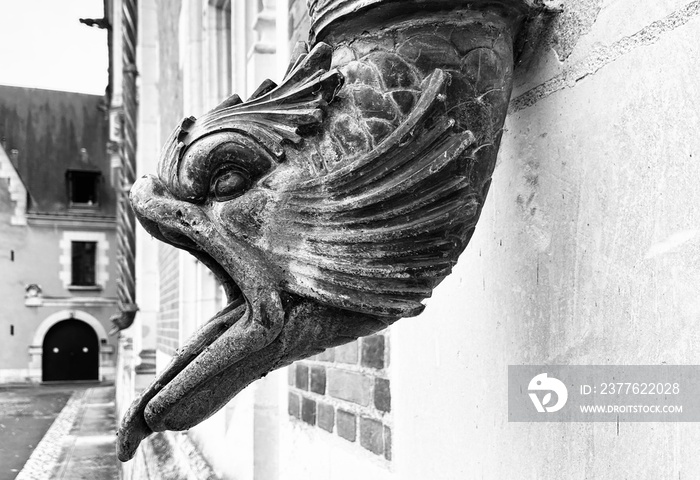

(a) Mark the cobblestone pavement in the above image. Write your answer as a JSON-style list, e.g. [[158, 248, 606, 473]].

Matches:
[[0, 384, 81, 480]]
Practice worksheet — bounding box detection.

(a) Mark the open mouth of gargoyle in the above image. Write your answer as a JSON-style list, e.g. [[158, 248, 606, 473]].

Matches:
[[116, 176, 274, 462], [156, 220, 243, 306]]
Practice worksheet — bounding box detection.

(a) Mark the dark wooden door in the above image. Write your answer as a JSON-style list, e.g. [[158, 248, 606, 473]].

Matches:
[[42, 319, 99, 382]]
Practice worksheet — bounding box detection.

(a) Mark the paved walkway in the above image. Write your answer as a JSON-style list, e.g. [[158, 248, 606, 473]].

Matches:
[[15, 386, 118, 480], [0, 384, 76, 480]]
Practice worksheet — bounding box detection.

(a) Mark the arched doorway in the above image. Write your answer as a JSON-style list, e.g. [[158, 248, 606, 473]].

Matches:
[[42, 319, 99, 382]]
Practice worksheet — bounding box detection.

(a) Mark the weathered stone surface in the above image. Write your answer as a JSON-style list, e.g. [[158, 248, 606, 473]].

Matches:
[[396, 34, 463, 75], [317, 348, 335, 362], [390, 90, 417, 115], [309, 366, 327, 394], [361, 335, 385, 369], [287, 364, 295, 385], [374, 377, 391, 412], [383, 426, 392, 461], [301, 397, 317, 425], [336, 410, 356, 442], [367, 52, 419, 90], [317, 403, 335, 432], [349, 85, 398, 121], [359, 417, 384, 455], [327, 370, 371, 406], [288, 393, 301, 419], [334, 340, 358, 364], [295, 363, 309, 390], [117, 0, 557, 461], [329, 113, 372, 155], [342, 60, 382, 88]]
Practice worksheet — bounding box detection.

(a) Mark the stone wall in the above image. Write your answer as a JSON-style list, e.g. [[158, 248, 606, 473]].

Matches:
[[395, 1, 700, 478], [277, 1, 700, 479]]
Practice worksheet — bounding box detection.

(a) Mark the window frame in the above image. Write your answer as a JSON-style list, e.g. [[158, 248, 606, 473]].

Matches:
[[59, 231, 110, 292]]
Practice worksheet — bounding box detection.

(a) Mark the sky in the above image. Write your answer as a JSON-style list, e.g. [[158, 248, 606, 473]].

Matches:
[[0, 0, 109, 95]]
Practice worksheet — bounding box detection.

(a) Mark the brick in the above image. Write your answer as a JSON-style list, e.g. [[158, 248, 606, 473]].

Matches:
[[318, 348, 335, 362], [287, 364, 295, 386], [335, 340, 358, 364], [317, 403, 335, 433], [360, 417, 384, 455], [327, 370, 371, 406], [384, 426, 392, 461], [310, 366, 326, 395], [336, 410, 356, 442], [301, 397, 316, 425], [361, 335, 385, 369], [295, 363, 309, 390], [374, 377, 391, 412], [288, 392, 300, 419]]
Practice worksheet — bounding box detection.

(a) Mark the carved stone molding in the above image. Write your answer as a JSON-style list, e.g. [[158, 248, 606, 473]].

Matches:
[[117, 0, 556, 461]]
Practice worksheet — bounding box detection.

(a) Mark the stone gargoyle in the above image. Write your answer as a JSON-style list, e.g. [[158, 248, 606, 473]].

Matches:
[[117, 0, 557, 461]]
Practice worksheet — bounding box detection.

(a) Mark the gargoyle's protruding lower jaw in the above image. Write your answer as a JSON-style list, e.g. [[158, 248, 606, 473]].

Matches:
[[121, 176, 287, 462], [116, 299, 247, 462]]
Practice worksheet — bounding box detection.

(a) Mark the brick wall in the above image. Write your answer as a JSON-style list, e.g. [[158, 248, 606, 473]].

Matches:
[[288, 331, 392, 460]]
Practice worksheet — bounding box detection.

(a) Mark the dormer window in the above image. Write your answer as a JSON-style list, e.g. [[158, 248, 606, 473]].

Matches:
[[67, 170, 100, 207]]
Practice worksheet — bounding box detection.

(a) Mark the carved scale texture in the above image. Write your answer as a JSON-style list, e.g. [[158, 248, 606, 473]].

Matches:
[[300, 21, 513, 164], [268, 19, 514, 318]]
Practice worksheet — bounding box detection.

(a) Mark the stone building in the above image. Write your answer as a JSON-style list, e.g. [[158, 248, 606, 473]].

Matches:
[[114, 1, 700, 479], [0, 85, 118, 384]]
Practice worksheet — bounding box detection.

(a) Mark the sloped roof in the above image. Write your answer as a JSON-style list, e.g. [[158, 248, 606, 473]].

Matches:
[[0, 85, 115, 215]]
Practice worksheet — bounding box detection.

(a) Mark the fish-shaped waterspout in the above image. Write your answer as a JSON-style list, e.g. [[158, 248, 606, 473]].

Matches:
[[117, 0, 556, 461]]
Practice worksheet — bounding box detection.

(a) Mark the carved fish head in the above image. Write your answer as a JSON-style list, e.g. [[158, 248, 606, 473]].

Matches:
[[119, 41, 484, 461], [133, 127, 287, 331]]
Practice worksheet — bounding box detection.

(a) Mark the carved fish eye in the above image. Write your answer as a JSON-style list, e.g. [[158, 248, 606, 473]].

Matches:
[[212, 167, 251, 201]]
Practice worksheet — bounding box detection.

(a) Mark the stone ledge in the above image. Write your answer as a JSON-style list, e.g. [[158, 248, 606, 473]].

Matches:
[[126, 430, 219, 480]]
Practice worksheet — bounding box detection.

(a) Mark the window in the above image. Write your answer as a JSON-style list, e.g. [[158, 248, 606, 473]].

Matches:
[[71, 241, 97, 286], [59, 232, 109, 290], [67, 170, 100, 206]]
